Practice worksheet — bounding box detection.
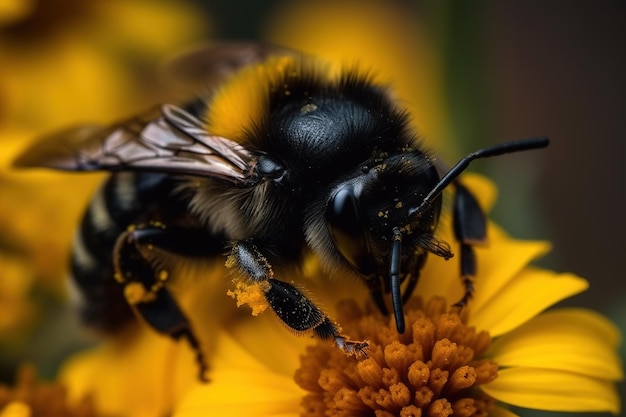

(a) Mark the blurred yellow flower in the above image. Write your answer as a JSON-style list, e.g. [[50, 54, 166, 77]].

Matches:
[[173, 175, 622, 417], [0, 131, 101, 289], [0, 0, 209, 130], [59, 324, 199, 417], [0, 254, 35, 337], [0, 365, 98, 417], [57, 260, 239, 417], [263, 0, 453, 153], [0, 0, 209, 335]]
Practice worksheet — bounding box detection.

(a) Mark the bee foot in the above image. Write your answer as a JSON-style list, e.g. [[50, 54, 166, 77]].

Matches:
[[334, 335, 369, 358]]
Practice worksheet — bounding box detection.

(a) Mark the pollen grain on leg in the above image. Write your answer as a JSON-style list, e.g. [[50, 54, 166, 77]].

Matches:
[[294, 297, 498, 417], [226, 280, 270, 316]]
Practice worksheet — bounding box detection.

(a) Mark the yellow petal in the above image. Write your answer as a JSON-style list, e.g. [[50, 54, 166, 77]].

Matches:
[[174, 316, 304, 416], [1, 40, 135, 130], [488, 308, 623, 380], [92, 0, 208, 54], [0, 129, 103, 283], [0, 0, 33, 26], [174, 370, 301, 417], [60, 325, 198, 417], [224, 311, 312, 377], [211, 322, 290, 374], [481, 367, 621, 414], [0, 402, 30, 417], [459, 173, 499, 212], [418, 226, 551, 308], [470, 268, 588, 336], [0, 254, 35, 333], [470, 230, 552, 315]]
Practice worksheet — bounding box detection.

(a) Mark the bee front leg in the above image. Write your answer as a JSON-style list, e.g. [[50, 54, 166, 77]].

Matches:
[[452, 181, 487, 308], [113, 223, 220, 381], [228, 240, 369, 357]]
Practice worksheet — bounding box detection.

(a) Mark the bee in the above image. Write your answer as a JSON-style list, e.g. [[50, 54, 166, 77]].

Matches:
[[14, 43, 548, 380]]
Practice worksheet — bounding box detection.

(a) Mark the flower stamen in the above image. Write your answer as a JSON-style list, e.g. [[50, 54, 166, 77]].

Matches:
[[295, 297, 498, 417]]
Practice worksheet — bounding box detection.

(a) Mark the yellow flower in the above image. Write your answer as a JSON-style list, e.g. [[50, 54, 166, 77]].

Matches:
[[55, 257, 249, 417], [0, 254, 36, 337], [263, 0, 453, 153], [58, 324, 199, 417], [0, 365, 99, 417], [0, 0, 209, 130], [0, 0, 209, 332], [173, 174, 622, 417], [0, 131, 102, 290]]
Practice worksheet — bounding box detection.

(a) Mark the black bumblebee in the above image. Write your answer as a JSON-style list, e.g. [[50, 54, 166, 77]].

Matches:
[[14, 43, 548, 379]]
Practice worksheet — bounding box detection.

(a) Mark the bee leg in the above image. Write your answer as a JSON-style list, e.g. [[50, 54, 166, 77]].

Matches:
[[266, 278, 369, 357], [229, 240, 369, 358], [113, 224, 220, 381], [70, 173, 173, 333], [451, 182, 487, 308], [130, 286, 208, 382]]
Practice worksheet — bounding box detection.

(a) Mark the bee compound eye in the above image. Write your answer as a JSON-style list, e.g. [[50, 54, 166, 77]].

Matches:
[[256, 155, 286, 180], [325, 184, 376, 275]]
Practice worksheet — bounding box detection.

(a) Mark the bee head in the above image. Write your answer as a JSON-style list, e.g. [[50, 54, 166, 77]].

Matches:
[[325, 150, 450, 279]]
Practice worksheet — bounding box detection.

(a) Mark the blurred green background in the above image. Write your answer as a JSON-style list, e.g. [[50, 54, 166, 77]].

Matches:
[[0, 1, 624, 416]]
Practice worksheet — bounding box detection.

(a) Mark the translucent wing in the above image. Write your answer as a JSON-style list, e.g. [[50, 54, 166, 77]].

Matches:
[[13, 42, 297, 185], [13, 105, 260, 186], [161, 41, 298, 93]]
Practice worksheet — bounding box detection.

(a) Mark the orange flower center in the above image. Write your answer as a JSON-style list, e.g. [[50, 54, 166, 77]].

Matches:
[[294, 297, 498, 417]]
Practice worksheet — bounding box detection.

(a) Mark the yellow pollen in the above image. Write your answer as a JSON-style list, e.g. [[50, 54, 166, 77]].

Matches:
[[300, 103, 318, 114], [123, 282, 155, 305], [295, 297, 498, 417], [113, 272, 124, 283], [227, 280, 270, 316]]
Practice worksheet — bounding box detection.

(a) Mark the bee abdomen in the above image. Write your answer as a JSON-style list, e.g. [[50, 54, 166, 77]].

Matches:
[[70, 172, 171, 332]]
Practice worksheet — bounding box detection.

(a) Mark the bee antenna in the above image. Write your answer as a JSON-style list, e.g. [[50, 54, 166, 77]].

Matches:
[[390, 227, 405, 334], [409, 136, 549, 220]]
